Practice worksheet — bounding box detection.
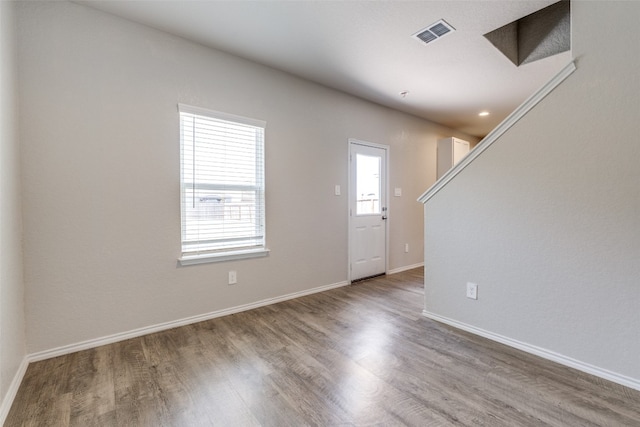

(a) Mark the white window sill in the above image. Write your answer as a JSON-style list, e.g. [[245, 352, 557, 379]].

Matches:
[[179, 248, 270, 266]]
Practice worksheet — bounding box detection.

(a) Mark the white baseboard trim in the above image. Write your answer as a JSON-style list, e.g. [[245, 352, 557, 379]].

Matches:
[[387, 262, 424, 275], [0, 356, 29, 425], [422, 310, 640, 392], [29, 280, 349, 363]]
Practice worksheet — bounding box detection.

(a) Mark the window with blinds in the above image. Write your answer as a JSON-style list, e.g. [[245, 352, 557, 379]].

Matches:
[[179, 104, 266, 262]]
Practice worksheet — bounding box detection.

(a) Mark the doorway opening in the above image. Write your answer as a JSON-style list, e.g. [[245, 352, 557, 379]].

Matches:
[[348, 139, 389, 282]]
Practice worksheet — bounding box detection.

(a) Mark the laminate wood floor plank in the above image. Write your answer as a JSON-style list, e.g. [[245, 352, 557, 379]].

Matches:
[[68, 346, 117, 427], [166, 323, 263, 426], [6, 268, 640, 426], [355, 339, 524, 426], [218, 364, 305, 427]]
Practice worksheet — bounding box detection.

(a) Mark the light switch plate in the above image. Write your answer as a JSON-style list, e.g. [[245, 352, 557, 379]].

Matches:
[[394, 188, 402, 197], [228, 271, 237, 285], [466, 282, 478, 300]]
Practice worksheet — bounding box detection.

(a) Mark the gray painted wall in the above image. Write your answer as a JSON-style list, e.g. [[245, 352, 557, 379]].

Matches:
[[16, 1, 478, 354], [424, 1, 640, 383], [0, 0, 26, 413]]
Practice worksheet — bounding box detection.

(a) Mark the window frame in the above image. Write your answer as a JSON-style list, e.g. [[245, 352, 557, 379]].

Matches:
[[177, 104, 269, 266]]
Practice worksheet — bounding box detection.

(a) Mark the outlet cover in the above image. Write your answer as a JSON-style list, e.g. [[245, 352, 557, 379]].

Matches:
[[466, 282, 478, 300], [228, 270, 237, 285]]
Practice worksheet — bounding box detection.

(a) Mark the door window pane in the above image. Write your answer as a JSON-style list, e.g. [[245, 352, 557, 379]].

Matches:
[[356, 154, 381, 215]]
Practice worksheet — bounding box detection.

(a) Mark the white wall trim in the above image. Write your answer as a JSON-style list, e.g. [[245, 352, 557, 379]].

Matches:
[[0, 357, 29, 425], [24, 266, 421, 365], [2, 279, 348, 418], [27, 266, 421, 363], [422, 310, 640, 392], [387, 262, 424, 275], [179, 248, 270, 266], [28, 280, 348, 363], [418, 60, 576, 204]]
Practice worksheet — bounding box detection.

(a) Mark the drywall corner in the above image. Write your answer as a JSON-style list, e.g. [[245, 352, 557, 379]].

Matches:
[[0, 0, 28, 422]]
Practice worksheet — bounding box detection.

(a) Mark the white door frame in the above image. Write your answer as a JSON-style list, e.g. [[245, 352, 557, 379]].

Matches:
[[348, 138, 390, 283]]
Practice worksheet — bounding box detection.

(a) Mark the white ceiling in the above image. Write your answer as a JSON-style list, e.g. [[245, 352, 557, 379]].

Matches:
[[77, 0, 572, 137]]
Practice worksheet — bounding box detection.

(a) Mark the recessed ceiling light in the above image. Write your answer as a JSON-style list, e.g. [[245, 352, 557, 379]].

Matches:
[[478, 111, 490, 116]]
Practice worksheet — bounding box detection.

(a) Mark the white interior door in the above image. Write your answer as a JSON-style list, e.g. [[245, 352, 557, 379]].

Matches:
[[349, 141, 387, 281]]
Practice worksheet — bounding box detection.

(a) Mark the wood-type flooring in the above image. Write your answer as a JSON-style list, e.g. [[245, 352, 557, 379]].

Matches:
[[6, 268, 640, 426]]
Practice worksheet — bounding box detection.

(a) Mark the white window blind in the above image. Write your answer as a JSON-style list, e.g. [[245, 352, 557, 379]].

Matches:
[[179, 104, 266, 258]]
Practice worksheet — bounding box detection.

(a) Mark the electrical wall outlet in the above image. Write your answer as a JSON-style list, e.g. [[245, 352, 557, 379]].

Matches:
[[404, 243, 409, 253], [466, 282, 478, 300], [228, 270, 237, 285]]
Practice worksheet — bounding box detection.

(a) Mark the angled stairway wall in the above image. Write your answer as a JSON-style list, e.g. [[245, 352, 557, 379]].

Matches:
[[420, 1, 640, 390]]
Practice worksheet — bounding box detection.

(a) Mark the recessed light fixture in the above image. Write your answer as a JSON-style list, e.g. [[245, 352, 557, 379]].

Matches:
[[478, 111, 490, 116]]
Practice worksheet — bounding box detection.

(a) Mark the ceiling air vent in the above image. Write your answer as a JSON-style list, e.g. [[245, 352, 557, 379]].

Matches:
[[413, 19, 455, 45]]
